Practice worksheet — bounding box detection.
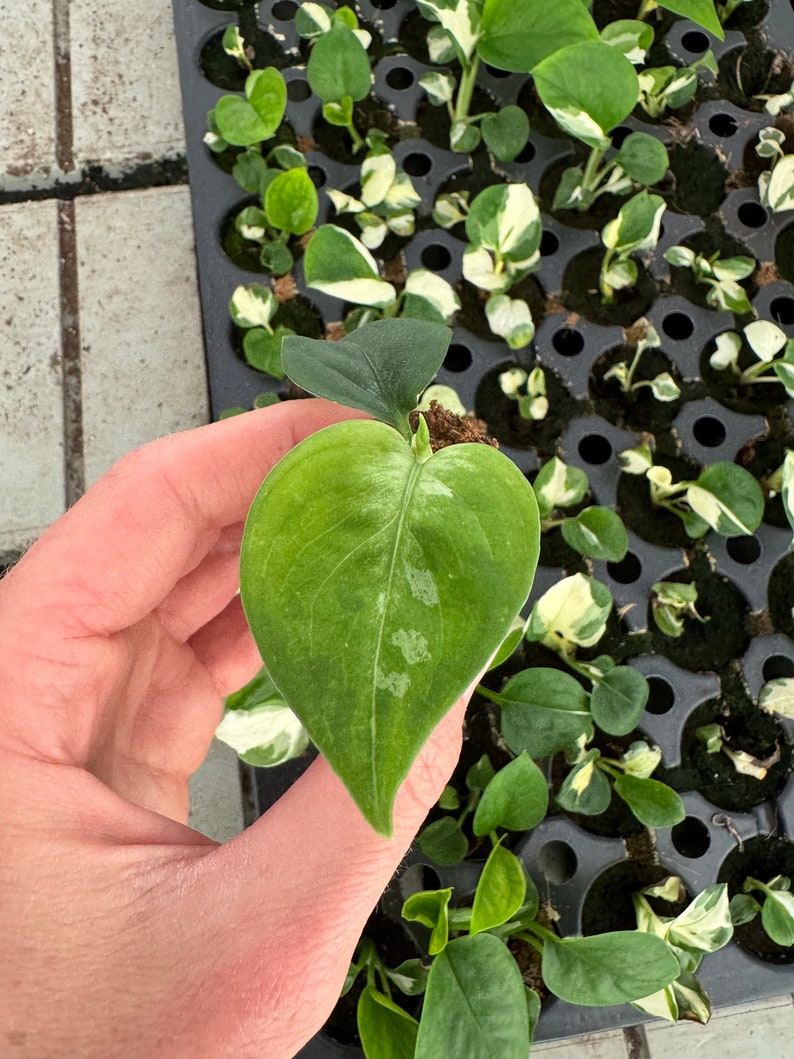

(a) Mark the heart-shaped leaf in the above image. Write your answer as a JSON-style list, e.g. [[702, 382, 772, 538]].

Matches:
[[241, 420, 539, 834], [542, 932, 680, 1006], [479, 0, 598, 72], [282, 318, 451, 439], [481, 106, 531, 162]]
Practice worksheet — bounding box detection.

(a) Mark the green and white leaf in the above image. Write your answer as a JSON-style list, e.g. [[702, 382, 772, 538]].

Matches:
[[709, 330, 742, 371], [600, 19, 654, 64], [527, 573, 612, 650], [433, 191, 469, 229], [687, 462, 764, 537], [562, 506, 628, 562], [666, 884, 734, 955], [766, 155, 794, 212], [621, 740, 662, 779], [229, 283, 277, 329], [744, 319, 787, 362], [419, 71, 457, 106], [557, 749, 612, 815], [304, 225, 396, 308], [465, 183, 542, 265], [402, 270, 461, 325], [648, 373, 681, 401], [485, 294, 535, 349], [416, 0, 482, 62], [533, 456, 589, 517], [602, 191, 666, 255], [295, 2, 334, 38], [760, 677, 794, 719]]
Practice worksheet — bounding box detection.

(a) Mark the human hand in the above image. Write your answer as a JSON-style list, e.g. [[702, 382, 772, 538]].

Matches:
[[0, 400, 468, 1059]]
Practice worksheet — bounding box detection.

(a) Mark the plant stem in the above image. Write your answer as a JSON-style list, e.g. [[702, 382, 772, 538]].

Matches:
[[348, 121, 365, 154], [454, 56, 481, 125], [582, 145, 607, 198]]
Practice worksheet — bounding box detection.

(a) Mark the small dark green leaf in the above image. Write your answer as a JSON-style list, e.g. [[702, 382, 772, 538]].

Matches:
[[613, 774, 685, 827], [466, 754, 496, 793], [357, 986, 418, 1059], [417, 817, 469, 865], [242, 327, 288, 377], [259, 240, 294, 276], [561, 506, 628, 561], [761, 891, 794, 946], [556, 750, 612, 815], [492, 668, 592, 759], [542, 932, 680, 1005], [415, 934, 530, 1059], [214, 96, 272, 147], [308, 23, 371, 103], [481, 106, 531, 162], [247, 67, 288, 132], [282, 318, 451, 438], [590, 666, 649, 736], [616, 132, 669, 185], [730, 893, 760, 926], [232, 149, 270, 194], [472, 752, 549, 836], [471, 842, 527, 934], [656, 0, 724, 39]]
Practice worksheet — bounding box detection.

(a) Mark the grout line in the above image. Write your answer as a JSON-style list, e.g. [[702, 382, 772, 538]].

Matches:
[[0, 157, 189, 206], [52, 0, 74, 175], [57, 199, 86, 506], [624, 1026, 651, 1059]]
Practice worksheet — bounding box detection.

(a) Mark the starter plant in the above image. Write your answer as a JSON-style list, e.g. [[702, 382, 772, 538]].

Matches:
[[238, 316, 540, 833]]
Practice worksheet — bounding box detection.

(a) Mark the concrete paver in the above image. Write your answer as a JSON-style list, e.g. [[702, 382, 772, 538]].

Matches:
[[645, 993, 794, 1059], [70, 0, 187, 168], [0, 200, 65, 551], [532, 1029, 629, 1059], [76, 185, 208, 484], [0, 0, 58, 191]]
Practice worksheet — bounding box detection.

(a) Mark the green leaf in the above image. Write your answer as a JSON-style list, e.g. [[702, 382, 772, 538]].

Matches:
[[281, 318, 451, 439], [415, 934, 530, 1059], [247, 67, 288, 131], [465, 184, 542, 265], [479, 0, 599, 72], [303, 224, 396, 308], [472, 752, 549, 836], [687, 463, 764, 537], [401, 270, 461, 325], [417, 817, 469, 865], [232, 149, 270, 194], [600, 19, 654, 63], [556, 749, 612, 815], [613, 774, 685, 827], [481, 106, 531, 162], [616, 132, 669, 186], [490, 667, 592, 759], [214, 95, 273, 147], [730, 893, 761, 926], [402, 888, 453, 956], [533, 456, 589, 518], [470, 842, 527, 934], [357, 987, 418, 1059], [240, 420, 539, 835], [242, 326, 289, 377], [264, 167, 319, 236], [667, 884, 734, 954], [761, 890, 794, 946], [533, 42, 639, 149], [562, 507, 628, 562], [542, 932, 680, 1006], [590, 666, 649, 736], [307, 22, 371, 103], [655, 0, 724, 39]]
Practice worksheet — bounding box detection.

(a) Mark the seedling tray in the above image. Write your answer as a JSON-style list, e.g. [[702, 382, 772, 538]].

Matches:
[[172, 0, 794, 1051]]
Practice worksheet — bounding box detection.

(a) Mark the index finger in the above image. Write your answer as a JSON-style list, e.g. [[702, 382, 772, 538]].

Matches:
[[6, 400, 366, 635]]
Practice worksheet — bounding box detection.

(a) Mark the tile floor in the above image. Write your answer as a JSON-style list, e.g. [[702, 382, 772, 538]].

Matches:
[[0, 1, 792, 1055]]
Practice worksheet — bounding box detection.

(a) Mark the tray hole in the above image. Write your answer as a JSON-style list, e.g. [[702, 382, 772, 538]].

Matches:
[[307, 165, 327, 188], [287, 78, 311, 102], [398, 863, 442, 900], [403, 151, 432, 176], [421, 243, 452, 271], [577, 433, 612, 465], [762, 654, 794, 681], [540, 230, 559, 257], [726, 534, 761, 565], [484, 63, 511, 78], [444, 343, 472, 372], [661, 310, 694, 341], [681, 29, 709, 53], [272, 0, 298, 19], [692, 414, 726, 447], [515, 141, 536, 164], [552, 327, 584, 356], [646, 676, 675, 715], [386, 66, 415, 90], [370, 0, 399, 8], [771, 296, 794, 325], [538, 840, 577, 884], [671, 816, 710, 858], [607, 551, 642, 585], [611, 126, 632, 148], [737, 200, 768, 228], [708, 112, 738, 137]]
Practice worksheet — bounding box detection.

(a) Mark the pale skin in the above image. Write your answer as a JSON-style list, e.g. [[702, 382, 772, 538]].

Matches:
[[0, 399, 468, 1059]]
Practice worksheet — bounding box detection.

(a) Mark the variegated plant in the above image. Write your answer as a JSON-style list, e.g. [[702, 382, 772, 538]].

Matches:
[[498, 366, 548, 421], [228, 282, 296, 377], [632, 878, 733, 1023], [756, 126, 794, 213], [663, 245, 756, 314], [303, 224, 460, 329], [731, 876, 794, 948], [637, 51, 717, 119], [326, 132, 421, 250], [532, 456, 629, 561], [603, 322, 681, 402], [709, 319, 794, 396], [650, 580, 706, 638], [619, 441, 764, 539], [599, 191, 666, 303]]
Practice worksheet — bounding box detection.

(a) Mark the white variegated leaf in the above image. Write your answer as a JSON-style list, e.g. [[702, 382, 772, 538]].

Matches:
[[216, 702, 310, 767], [619, 443, 654, 475], [709, 331, 742, 371], [403, 269, 460, 321], [417, 383, 467, 416], [744, 319, 787, 362], [419, 70, 457, 106], [621, 741, 662, 778], [384, 170, 421, 210], [360, 151, 397, 208], [544, 105, 610, 150], [767, 155, 794, 212], [495, 184, 541, 260], [527, 573, 612, 648], [687, 485, 754, 536], [327, 188, 365, 214], [485, 294, 535, 349], [649, 373, 681, 401], [498, 367, 527, 397], [760, 677, 794, 719], [352, 28, 372, 50], [426, 25, 458, 64], [297, 2, 333, 36], [358, 214, 389, 249], [667, 885, 733, 955], [229, 283, 277, 329], [419, 0, 480, 61], [462, 245, 506, 291], [310, 276, 396, 308]]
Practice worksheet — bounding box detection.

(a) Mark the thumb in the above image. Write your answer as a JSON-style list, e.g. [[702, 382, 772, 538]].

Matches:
[[187, 690, 468, 1057]]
